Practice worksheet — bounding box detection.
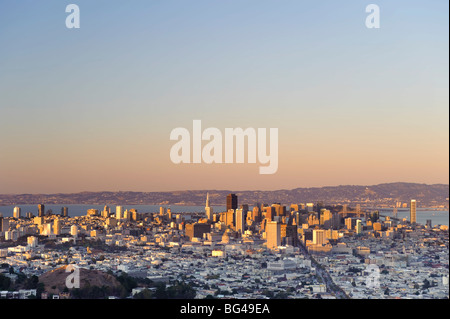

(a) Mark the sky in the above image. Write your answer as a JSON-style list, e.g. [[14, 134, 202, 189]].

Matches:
[[0, 0, 448, 194]]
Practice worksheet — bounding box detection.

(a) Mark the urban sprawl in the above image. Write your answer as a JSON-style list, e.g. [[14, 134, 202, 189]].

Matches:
[[0, 194, 448, 299]]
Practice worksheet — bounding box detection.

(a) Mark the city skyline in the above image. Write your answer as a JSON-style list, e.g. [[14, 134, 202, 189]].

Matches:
[[1, 0, 448, 194], [0, 191, 448, 300]]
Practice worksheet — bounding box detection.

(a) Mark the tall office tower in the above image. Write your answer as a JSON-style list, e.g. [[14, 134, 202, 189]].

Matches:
[[159, 206, 165, 216], [226, 193, 238, 211], [410, 200, 417, 224], [320, 209, 333, 229], [38, 204, 45, 217], [281, 224, 299, 246], [70, 225, 78, 237], [235, 209, 245, 234], [272, 203, 286, 216], [123, 209, 130, 221], [61, 207, 69, 218], [355, 219, 363, 234], [312, 229, 326, 246], [116, 206, 123, 220], [345, 217, 354, 230], [263, 206, 275, 222], [252, 206, 261, 222], [393, 207, 398, 219], [101, 206, 110, 218], [266, 221, 281, 249], [13, 207, 21, 219], [167, 208, 172, 221], [205, 193, 213, 221], [53, 218, 61, 235], [356, 204, 361, 214]]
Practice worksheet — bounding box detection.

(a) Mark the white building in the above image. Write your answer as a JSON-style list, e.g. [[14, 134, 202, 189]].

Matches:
[[13, 207, 21, 219]]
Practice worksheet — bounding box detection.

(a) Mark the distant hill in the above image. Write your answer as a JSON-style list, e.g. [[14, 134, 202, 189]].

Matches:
[[0, 183, 448, 207]]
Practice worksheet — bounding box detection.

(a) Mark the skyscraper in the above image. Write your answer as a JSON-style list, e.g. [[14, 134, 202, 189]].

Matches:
[[116, 206, 123, 220], [356, 219, 363, 234], [266, 221, 281, 249], [38, 204, 45, 217], [205, 192, 213, 221], [410, 199, 417, 224], [226, 193, 237, 211], [61, 207, 69, 218], [53, 218, 61, 235], [312, 229, 326, 246], [235, 208, 245, 234]]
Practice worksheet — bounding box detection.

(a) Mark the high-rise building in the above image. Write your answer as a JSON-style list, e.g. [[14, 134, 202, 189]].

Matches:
[[410, 200, 417, 224], [345, 217, 355, 230], [266, 221, 281, 249], [101, 206, 110, 218], [252, 206, 261, 223], [116, 206, 123, 220], [205, 192, 213, 221], [263, 206, 275, 222], [38, 204, 45, 217], [13, 207, 21, 219], [356, 219, 363, 234], [61, 207, 69, 218], [235, 209, 245, 234], [272, 203, 286, 217], [280, 224, 298, 246], [185, 223, 211, 241], [226, 194, 238, 211], [0, 214, 8, 232], [320, 209, 333, 229], [70, 225, 78, 237], [53, 218, 61, 235], [312, 229, 327, 246]]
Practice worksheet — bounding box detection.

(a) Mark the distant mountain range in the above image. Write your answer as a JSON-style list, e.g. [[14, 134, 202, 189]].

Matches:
[[0, 183, 448, 208]]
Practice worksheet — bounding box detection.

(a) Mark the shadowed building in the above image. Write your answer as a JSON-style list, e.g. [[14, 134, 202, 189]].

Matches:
[[38, 204, 45, 217], [185, 223, 211, 241], [226, 194, 238, 211]]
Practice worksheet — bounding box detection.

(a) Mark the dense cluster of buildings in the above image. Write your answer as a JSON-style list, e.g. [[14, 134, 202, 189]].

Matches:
[[0, 194, 448, 299]]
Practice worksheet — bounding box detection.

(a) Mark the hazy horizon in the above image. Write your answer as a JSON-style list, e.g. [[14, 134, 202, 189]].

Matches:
[[1, 0, 448, 194], [0, 181, 448, 196]]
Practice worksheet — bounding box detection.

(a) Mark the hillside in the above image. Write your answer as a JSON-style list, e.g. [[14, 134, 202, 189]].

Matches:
[[0, 183, 448, 207], [39, 265, 122, 295]]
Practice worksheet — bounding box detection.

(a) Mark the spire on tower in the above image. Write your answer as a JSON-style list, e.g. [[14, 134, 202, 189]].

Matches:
[[206, 192, 210, 208]]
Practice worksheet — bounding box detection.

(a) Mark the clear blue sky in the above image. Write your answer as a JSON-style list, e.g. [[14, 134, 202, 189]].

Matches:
[[0, 0, 448, 193]]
